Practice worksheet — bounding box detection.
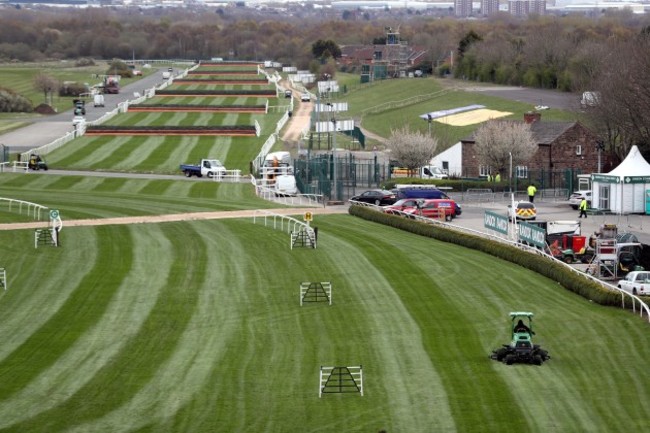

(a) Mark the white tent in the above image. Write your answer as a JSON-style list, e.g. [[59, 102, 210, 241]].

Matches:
[[591, 145, 650, 214]]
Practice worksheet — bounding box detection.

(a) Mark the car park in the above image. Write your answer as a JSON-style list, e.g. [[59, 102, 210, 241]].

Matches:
[[350, 189, 396, 206], [402, 199, 457, 221], [508, 201, 537, 221], [568, 190, 592, 209], [617, 271, 650, 296]]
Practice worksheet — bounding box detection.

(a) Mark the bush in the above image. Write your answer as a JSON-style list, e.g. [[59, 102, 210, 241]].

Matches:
[[59, 82, 88, 97], [348, 205, 632, 310], [0, 87, 33, 112], [75, 58, 96, 67]]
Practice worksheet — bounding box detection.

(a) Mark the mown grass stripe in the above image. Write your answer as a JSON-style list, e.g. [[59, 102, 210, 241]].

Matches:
[[108, 135, 167, 171], [130, 136, 195, 173], [69, 220, 254, 432], [0, 225, 132, 403], [0, 229, 97, 361], [0, 225, 171, 427], [0, 222, 207, 431]]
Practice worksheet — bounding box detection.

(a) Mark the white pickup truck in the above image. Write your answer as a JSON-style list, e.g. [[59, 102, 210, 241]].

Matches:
[[617, 271, 650, 296], [180, 159, 226, 178]]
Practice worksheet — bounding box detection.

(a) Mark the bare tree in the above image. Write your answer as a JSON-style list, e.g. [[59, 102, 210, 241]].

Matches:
[[385, 126, 438, 175], [473, 121, 537, 177], [33, 72, 59, 106]]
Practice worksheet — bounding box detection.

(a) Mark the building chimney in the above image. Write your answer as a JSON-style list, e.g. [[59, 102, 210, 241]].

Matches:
[[524, 111, 541, 124]]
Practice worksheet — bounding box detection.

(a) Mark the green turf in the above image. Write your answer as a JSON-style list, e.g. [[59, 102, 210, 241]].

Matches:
[[0, 215, 649, 432], [0, 173, 277, 220], [338, 76, 581, 149]]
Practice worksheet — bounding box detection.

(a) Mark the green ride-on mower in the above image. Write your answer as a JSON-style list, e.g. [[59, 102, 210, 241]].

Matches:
[[490, 312, 550, 366]]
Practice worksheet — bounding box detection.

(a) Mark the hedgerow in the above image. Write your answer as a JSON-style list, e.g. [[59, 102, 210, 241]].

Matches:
[[349, 205, 629, 308]]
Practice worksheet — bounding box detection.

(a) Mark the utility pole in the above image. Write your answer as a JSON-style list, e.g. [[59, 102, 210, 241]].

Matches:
[[331, 118, 337, 200], [509, 152, 513, 193]]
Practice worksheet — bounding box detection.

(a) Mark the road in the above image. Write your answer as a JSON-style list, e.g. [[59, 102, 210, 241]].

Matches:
[[0, 67, 174, 154], [439, 78, 580, 111]]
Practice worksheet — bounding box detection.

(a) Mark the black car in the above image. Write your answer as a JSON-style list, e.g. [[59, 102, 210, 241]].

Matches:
[[350, 189, 396, 206]]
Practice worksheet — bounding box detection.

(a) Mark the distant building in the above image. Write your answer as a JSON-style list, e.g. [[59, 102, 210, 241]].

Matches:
[[340, 27, 428, 82], [481, 0, 501, 15], [509, 0, 547, 15], [455, 0, 473, 17]]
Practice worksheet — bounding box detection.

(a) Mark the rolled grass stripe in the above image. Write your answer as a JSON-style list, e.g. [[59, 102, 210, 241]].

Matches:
[[188, 70, 258, 75], [155, 90, 276, 97], [128, 105, 266, 113], [173, 79, 269, 85], [84, 126, 257, 136]]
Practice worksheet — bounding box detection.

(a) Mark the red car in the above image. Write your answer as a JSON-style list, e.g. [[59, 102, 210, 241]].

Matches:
[[402, 199, 457, 221], [383, 198, 424, 214]]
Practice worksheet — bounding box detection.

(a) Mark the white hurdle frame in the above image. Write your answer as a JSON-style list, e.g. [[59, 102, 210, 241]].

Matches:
[[299, 282, 332, 306], [319, 365, 363, 398], [0, 267, 6, 290]]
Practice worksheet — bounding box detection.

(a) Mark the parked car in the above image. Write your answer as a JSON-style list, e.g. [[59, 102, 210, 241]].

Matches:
[[284, 90, 292, 98], [300, 93, 311, 102], [402, 199, 457, 221], [350, 189, 396, 206], [617, 271, 650, 296], [72, 115, 86, 127], [393, 187, 462, 216], [568, 190, 592, 209], [508, 201, 537, 221], [383, 198, 424, 214]]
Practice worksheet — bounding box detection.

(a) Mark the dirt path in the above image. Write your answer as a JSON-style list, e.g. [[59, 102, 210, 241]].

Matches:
[[279, 80, 312, 146], [0, 206, 349, 231]]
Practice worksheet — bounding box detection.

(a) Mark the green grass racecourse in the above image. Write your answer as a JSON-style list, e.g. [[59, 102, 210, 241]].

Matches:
[[1, 67, 649, 432], [1, 200, 650, 432]]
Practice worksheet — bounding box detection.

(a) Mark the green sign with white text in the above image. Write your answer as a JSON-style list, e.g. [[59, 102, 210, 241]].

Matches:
[[591, 174, 619, 184], [517, 222, 546, 249], [484, 210, 509, 235]]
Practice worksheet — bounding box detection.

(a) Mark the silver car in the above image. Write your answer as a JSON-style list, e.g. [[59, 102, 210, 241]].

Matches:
[[617, 271, 650, 296], [568, 190, 591, 209]]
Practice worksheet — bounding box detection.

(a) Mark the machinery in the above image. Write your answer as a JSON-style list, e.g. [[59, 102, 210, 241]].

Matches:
[[490, 312, 550, 365], [27, 154, 48, 170]]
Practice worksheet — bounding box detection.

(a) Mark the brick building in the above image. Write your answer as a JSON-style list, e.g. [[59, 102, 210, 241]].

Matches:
[[460, 112, 616, 180]]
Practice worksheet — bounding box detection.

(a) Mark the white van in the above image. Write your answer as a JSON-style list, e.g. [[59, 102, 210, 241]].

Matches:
[[162, 71, 171, 79], [274, 175, 298, 196], [93, 94, 104, 107], [581, 91, 601, 108]]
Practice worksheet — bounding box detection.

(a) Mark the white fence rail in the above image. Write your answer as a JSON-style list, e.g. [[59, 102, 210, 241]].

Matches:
[[351, 201, 650, 322], [0, 197, 48, 220], [251, 175, 324, 207], [211, 170, 243, 183], [253, 209, 315, 240]]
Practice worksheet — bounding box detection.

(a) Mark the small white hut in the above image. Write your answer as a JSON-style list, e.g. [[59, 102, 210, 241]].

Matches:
[[591, 145, 650, 214]]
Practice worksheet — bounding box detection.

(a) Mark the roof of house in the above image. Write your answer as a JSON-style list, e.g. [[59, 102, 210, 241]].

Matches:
[[462, 120, 584, 145]]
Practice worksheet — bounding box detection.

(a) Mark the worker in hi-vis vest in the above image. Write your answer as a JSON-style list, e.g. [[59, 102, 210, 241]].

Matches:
[[579, 197, 588, 218], [527, 184, 537, 203]]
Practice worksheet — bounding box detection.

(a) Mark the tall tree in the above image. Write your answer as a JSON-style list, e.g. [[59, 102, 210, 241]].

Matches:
[[311, 39, 341, 61], [33, 72, 59, 105], [473, 120, 537, 177], [386, 126, 438, 175]]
